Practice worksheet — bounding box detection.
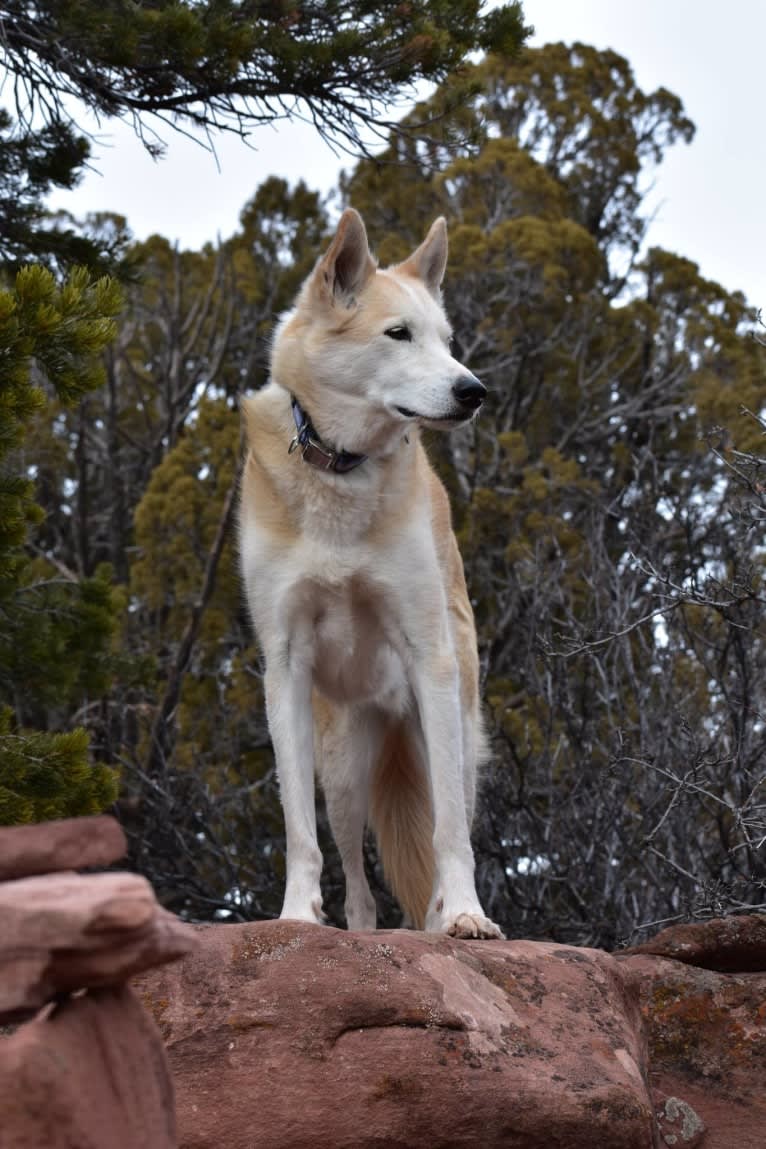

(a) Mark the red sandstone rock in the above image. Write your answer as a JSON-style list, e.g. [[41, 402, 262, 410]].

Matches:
[[0, 985, 176, 1148], [0, 871, 198, 1023], [0, 814, 126, 880], [623, 913, 766, 973], [134, 921, 659, 1149], [619, 951, 766, 1148]]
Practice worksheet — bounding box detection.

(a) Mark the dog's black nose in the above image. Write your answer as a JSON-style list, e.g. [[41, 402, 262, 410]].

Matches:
[[452, 374, 487, 410]]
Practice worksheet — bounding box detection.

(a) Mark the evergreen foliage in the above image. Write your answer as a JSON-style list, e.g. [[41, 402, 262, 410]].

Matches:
[[0, 2, 529, 283], [0, 266, 123, 823], [0, 107, 139, 275], [0, 706, 117, 825], [1, 0, 529, 155], [0, 266, 121, 578], [0, 109, 89, 270]]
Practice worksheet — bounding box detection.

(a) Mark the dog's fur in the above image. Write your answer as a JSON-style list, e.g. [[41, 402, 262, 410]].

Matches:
[[239, 209, 502, 938]]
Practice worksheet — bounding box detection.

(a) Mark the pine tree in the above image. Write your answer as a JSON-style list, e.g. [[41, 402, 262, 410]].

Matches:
[[0, 265, 123, 823], [0, 4, 530, 276], [1, 1, 529, 156]]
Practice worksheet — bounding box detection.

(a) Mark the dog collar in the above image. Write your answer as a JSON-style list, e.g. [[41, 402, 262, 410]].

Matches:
[[288, 396, 368, 474]]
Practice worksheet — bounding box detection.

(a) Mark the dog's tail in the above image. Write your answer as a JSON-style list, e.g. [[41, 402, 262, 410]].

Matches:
[[369, 722, 434, 930]]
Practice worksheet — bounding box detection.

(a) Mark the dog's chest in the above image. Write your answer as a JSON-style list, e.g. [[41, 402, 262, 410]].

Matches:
[[301, 574, 409, 711]]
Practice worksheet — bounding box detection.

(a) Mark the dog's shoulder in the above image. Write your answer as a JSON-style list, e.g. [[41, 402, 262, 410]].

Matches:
[[240, 384, 298, 545], [242, 383, 289, 459]]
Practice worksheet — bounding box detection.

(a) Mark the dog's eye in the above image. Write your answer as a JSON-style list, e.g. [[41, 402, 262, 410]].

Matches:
[[384, 326, 412, 342]]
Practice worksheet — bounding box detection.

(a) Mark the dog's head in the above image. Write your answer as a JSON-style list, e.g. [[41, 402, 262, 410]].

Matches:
[[271, 209, 485, 453]]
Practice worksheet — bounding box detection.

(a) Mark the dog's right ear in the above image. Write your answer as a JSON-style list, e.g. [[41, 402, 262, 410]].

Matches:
[[312, 209, 376, 307]]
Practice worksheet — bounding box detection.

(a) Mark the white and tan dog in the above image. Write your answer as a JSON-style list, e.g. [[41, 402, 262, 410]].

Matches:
[[239, 209, 502, 939]]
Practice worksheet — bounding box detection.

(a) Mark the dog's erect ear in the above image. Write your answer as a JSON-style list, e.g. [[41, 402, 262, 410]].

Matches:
[[313, 208, 376, 306], [398, 217, 448, 296]]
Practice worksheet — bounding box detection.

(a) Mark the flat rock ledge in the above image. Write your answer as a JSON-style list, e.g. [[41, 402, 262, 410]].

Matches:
[[135, 921, 658, 1149], [134, 917, 766, 1149]]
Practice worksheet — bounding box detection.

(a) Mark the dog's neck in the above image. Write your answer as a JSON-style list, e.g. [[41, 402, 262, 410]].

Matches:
[[246, 381, 420, 546], [279, 384, 413, 470], [289, 396, 369, 474]]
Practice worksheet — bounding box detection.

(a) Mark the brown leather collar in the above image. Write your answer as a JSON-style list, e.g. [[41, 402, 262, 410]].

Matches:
[[288, 396, 368, 474]]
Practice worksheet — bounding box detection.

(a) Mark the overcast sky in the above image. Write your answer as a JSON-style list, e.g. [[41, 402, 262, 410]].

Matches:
[[46, 1, 765, 308]]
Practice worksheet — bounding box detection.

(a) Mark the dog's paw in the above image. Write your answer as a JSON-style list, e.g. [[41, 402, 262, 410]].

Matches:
[[445, 912, 505, 940]]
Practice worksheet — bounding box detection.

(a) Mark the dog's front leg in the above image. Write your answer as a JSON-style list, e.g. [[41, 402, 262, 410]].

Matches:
[[412, 650, 503, 940], [264, 662, 324, 924]]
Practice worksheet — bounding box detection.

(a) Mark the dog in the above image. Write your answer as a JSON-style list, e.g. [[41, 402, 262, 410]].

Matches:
[[239, 208, 503, 939]]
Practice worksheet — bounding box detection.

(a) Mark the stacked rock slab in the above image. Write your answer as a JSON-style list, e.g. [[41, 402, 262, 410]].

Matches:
[[0, 815, 197, 1149], [619, 916, 766, 1149]]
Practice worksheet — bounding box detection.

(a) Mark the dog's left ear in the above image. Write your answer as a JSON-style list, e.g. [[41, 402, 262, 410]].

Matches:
[[398, 217, 448, 296], [313, 208, 376, 306]]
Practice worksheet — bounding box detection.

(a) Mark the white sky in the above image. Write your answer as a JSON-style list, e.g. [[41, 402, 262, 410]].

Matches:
[[44, 0, 765, 308]]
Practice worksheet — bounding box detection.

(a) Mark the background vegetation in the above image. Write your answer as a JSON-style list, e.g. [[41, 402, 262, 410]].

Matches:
[[2, 5, 764, 945]]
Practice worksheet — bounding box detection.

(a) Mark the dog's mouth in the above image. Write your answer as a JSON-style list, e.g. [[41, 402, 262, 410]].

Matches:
[[395, 405, 474, 425]]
